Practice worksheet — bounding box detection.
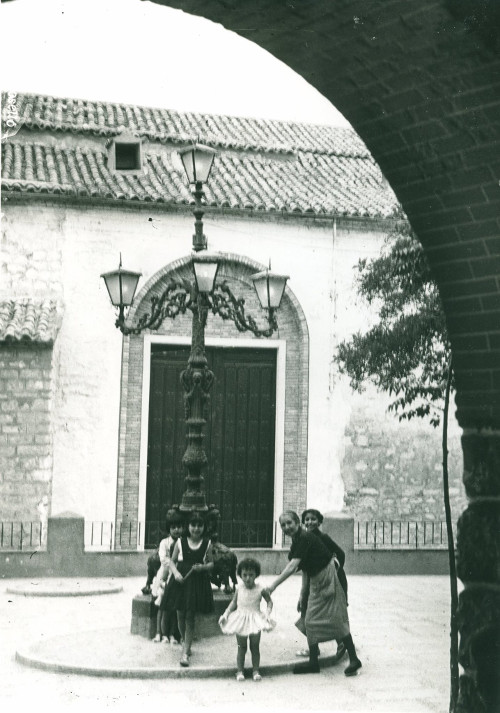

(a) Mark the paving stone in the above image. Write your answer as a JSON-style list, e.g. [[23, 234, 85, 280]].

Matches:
[[1, 575, 452, 712]]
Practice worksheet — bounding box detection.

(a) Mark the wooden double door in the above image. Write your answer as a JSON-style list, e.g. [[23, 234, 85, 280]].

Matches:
[[146, 345, 277, 547]]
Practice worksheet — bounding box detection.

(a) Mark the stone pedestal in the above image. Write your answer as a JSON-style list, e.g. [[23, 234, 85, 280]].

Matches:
[[130, 589, 231, 639], [47, 512, 85, 575], [131, 594, 157, 638]]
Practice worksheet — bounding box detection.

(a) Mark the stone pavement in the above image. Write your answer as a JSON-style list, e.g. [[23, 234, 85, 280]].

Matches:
[[0, 574, 453, 713]]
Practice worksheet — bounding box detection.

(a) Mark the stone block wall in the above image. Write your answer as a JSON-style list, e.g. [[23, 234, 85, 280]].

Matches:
[[0, 344, 53, 527], [342, 390, 467, 521]]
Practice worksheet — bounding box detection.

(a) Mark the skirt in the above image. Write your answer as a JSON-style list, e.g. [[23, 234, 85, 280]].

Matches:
[[163, 571, 214, 614], [220, 610, 276, 637], [295, 560, 350, 645]]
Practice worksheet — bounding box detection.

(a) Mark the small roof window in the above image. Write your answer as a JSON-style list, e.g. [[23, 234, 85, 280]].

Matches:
[[108, 132, 143, 174]]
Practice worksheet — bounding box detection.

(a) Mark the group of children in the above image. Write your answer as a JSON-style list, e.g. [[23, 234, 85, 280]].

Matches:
[[142, 507, 352, 682], [142, 509, 274, 678]]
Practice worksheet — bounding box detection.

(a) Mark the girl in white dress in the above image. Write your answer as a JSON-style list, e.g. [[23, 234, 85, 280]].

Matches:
[[219, 557, 275, 681]]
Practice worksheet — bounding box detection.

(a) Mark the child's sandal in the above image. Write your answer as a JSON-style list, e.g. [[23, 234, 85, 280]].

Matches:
[[236, 672, 245, 682], [152, 634, 162, 643], [252, 671, 262, 682]]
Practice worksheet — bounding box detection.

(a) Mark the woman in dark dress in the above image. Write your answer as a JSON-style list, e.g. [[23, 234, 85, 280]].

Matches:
[[295, 508, 349, 659], [302, 508, 348, 604], [265, 511, 361, 676]]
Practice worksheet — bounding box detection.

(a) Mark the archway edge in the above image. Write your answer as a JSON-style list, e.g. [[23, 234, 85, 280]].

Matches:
[[151, 0, 500, 430]]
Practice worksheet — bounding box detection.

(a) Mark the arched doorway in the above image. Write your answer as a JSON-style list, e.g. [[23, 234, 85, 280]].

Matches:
[[115, 253, 308, 550]]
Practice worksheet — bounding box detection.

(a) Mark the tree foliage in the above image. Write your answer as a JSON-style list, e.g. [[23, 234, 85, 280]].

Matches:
[[335, 222, 459, 711], [335, 222, 452, 427]]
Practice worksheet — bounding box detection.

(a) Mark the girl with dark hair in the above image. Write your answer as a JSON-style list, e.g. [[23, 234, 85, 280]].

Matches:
[[264, 511, 361, 676], [219, 557, 275, 681], [167, 512, 214, 667]]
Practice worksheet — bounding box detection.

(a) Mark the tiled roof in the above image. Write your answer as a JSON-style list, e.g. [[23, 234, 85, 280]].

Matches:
[[3, 92, 370, 157], [1, 92, 399, 218], [0, 300, 62, 344]]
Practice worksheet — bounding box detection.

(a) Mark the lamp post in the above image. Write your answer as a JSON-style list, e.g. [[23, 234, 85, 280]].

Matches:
[[101, 144, 289, 517]]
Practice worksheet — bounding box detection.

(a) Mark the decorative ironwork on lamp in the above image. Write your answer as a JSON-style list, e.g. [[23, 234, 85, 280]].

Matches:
[[101, 144, 289, 515]]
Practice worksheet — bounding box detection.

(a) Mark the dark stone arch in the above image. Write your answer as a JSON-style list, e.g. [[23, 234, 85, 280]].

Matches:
[[148, 3, 500, 709]]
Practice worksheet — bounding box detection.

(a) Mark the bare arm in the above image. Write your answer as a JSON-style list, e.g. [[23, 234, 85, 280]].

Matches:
[[219, 590, 238, 622], [266, 558, 301, 594], [158, 537, 170, 566], [261, 587, 274, 615], [297, 570, 309, 611], [168, 541, 184, 582], [300, 570, 309, 596]]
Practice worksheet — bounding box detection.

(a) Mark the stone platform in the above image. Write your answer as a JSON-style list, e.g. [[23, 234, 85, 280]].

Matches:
[[131, 589, 230, 639], [3, 575, 453, 712], [6, 580, 123, 597], [12, 576, 346, 678], [15, 624, 345, 678]]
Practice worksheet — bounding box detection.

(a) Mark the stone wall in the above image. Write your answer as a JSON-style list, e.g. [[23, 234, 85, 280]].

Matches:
[[0, 344, 53, 524], [342, 389, 467, 521]]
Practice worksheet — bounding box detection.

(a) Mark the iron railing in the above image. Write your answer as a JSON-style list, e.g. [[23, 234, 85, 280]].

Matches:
[[0, 521, 45, 550], [0, 518, 456, 552], [85, 519, 279, 550], [354, 520, 455, 549]]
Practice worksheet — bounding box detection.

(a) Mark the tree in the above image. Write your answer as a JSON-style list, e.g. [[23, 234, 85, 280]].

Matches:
[[336, 222, 450, 426], [335, 222, 459, 712]]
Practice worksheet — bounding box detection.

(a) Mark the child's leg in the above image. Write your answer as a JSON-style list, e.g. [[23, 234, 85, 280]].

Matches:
[[236, 634, 248, 673], [249, 632, 261, 673], [177, 610, 186, 642], [160, 611, 169, 639], [153, 609, 162, 642], [168, 609, 181, 643], [183, 612, 195, 656]]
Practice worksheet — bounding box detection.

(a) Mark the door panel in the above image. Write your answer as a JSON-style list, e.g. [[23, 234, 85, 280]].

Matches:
[[146, 346, 277, 547]]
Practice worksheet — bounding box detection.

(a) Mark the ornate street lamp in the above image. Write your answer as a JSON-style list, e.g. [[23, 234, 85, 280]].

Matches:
[[101, 146, 289, 516]]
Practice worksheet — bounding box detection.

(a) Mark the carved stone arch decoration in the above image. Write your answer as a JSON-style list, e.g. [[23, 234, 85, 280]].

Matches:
[[114, 252, 309, 537]]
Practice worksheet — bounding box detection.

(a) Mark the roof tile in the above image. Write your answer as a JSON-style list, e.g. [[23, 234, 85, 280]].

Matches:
[[3, 91, 372, 156], [0, 300, 62, 344], [1, 91, 400, 218]]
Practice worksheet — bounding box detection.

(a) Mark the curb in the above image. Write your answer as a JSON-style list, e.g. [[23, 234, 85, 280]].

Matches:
[[6, 585, 124, 597], [15, 638, 346, 679]]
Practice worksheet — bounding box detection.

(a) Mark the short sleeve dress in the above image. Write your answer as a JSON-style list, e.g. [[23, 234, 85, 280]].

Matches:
[[220, 584, 276, 636], [165, 536, 214, 614]]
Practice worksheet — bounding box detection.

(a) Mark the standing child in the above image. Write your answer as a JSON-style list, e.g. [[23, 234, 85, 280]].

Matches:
[[152, 511, 184, 644], [167, 512, 214, 667], [219, 557, 275, 682]]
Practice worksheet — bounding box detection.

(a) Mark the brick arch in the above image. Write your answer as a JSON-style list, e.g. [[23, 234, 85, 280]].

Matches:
[[148, 3, 499, 709], [116, 252, 310, 535], [152, 0, 500, 430]]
